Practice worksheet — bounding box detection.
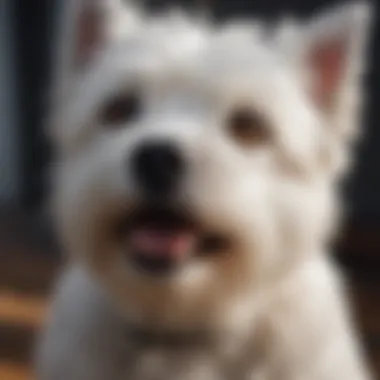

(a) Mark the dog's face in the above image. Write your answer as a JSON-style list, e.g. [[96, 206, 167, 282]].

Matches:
[[50, 2, 371, 329]]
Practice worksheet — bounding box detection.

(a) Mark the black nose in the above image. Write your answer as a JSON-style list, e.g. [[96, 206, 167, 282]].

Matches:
[[131, 142, 184, 197]]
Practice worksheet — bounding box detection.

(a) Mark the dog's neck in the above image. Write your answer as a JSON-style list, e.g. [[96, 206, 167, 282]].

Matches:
[[125, 323, 220, 349]]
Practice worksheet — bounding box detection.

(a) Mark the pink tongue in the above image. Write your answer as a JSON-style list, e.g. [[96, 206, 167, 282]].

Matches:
[[130, 229, 194, 259]]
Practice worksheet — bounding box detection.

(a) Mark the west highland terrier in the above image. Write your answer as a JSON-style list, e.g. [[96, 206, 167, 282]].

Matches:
[[36, 1, 374, 379]]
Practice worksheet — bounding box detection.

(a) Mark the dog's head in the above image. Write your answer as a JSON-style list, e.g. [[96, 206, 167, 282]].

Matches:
[[50, 1, 372, 329]]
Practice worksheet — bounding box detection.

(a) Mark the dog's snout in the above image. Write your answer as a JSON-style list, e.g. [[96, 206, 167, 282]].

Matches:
[[131, 142, 184, 197]]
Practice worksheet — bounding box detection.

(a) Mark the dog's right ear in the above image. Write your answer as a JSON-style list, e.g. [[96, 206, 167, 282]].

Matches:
[[52, 0, 141, 98], [48, 0, 142, 152]]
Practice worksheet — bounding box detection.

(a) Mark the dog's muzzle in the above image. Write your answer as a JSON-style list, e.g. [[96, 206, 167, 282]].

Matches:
[[122, 141, 230, 276]]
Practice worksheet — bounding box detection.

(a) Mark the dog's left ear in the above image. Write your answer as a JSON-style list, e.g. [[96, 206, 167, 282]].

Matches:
[[275, 2, 373, 174], [299, 2, 373, 142]]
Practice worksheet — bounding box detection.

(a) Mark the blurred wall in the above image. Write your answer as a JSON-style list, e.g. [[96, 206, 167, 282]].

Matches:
[[12, 0, 56, 210], [0, 0, 21, 204]]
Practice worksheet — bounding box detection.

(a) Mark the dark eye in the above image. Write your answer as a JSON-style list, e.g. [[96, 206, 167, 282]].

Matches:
[[99, 92, 141, 126], [227, 107, 270, 146]]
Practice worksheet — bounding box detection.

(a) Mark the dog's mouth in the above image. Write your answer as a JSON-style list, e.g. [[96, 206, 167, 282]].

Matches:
[[118, 206, 229, 276]]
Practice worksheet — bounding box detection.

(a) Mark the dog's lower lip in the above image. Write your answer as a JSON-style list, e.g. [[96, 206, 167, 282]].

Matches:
[[197, 234, 229, 255], [129, 253, 181, 276]]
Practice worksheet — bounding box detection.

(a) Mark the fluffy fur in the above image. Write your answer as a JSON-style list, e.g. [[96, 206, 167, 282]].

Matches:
[[36, 1, 374, 379]]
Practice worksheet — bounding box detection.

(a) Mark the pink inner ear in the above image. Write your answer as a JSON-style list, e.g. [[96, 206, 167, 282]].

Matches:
[[309, 39, 348, 112], [74, 4, 103, 69]]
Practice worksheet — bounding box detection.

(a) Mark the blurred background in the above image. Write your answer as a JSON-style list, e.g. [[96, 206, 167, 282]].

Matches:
[[0, 0, 379, 379]]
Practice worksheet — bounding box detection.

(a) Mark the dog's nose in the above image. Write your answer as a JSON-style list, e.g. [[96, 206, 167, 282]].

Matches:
[[131, 142, 184, 197]]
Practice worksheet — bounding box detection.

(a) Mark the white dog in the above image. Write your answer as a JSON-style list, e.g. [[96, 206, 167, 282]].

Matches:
[[36, 1, 374, 379]]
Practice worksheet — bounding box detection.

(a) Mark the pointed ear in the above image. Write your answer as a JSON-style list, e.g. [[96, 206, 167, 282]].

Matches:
[[52, 0, 140, 98], [72, 0, 103, 70], [300, 2, 373, 139], [48, 0, 141, 151], [54, 0, 103, 91]]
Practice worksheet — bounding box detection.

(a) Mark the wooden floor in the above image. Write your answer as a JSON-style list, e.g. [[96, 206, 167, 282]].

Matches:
[[0, 208, 379, 379], [0, 209, 60, 380]]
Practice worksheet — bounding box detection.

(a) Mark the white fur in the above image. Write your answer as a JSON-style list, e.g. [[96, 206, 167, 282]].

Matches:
[[37, 1, 374, 379]]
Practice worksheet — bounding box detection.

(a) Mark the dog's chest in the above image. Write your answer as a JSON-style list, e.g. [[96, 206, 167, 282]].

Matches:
[[122, 347, 220, 380], [112, 331, 260, 380], [118, 345, 255, 380]]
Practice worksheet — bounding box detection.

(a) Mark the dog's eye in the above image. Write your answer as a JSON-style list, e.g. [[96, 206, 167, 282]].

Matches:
[[227, 108, 270, 146], [99, 93, 141, 126]]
